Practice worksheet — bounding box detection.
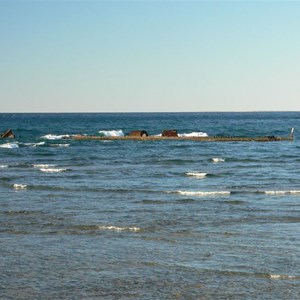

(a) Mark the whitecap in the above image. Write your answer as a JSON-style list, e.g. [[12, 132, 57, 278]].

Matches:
[[0, 165, 8, 168], [179, 132, 208, 137], [13, 184, 27, 190], [212, 157, 225, 163], [265, 190, 300, 195], [41, 134, 70, 140], [0, 143, 19, 149], [23, 142, 45, 147], [40, 168, 67, 173], [33, 164, 56, 168], [50, 144, 70, 147], [186, 172, 208, 178], [177, 190, 230, 196], [99, 130, 124, 137], [97, 225, 140, 232], [269, 274, 297, 280]]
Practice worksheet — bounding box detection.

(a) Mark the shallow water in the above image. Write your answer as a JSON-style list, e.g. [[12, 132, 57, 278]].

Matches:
[[1, 112, 300, 299]]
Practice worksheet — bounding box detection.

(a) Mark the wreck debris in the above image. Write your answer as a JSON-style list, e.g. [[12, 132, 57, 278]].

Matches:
[[128, 130, 149, 137], [1, 129, 15, 139], [161, 130, 178, 137]]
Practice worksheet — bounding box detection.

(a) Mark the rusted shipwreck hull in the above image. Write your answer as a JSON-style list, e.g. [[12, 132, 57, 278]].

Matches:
[[72, 129, 294, 142]]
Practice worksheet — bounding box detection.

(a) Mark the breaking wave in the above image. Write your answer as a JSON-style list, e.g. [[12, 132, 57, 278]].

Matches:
[[40, 168, 68, 173], [175, 189, 300, 196], [268, 274, 298, 280], [264, 190, 300, 195], [13, 184, 27, 190], [41, 134, 70, 140], [22, 142, 45, 147], [211, 157, 225, 163], [97, 225, 140, 232], [178, 131, 208, 137], [186, 172, 208, 178], [33, 164, 56, 168], [50, 143, 70, 147], [176, 191, 231, 196], [0, 143, 19, 149], [99, 130, 124, 137]]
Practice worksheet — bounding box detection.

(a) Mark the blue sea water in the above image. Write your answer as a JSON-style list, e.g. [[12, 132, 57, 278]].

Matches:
[[0, 112, 300, 299]]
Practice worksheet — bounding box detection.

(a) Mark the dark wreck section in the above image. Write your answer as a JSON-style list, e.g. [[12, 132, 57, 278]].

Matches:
[[1, 129, 15, 139]]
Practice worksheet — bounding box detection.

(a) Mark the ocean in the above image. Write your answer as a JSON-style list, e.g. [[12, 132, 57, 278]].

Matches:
[[0, 112, 300, 299]]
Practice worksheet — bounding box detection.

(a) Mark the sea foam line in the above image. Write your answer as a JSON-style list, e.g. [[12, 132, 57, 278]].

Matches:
[[33, 164, 56, 168], [265, 190, 300, 195], [40, 168, 67, 173], [22, 142, 45, 147], [50, 144, 70, 147], [177, 191, 230, 196], [97, 225, 140, 232], [175, 190, 300, 196], [269, 274, 298, 280]]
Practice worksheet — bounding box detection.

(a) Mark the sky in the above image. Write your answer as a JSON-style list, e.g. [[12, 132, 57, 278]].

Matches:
[[0, 1, 300, 113]]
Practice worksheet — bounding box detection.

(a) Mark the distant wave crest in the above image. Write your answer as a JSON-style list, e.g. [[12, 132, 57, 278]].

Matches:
[[99, 130, 124, 137], [13, 184, 27, 190], [42, 134, 70, 140], [40, 168, 68, 173], [50, 143, 70, 147], [212, 157, 225, 163], [177, 190, 230, 196], [176, 189, 300, 196], [186, 172, 208, 178], [179, 132, 208, 137], [268, 274, 298, 280], [22, 142, 45, 147], [0, 143, 19, 149], [265, 190, 300, 195], [33, 164, 56, 168], [97, 225, 140, 232]]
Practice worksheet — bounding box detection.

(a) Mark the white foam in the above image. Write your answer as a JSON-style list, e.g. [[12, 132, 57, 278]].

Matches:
[[186, 172, 208, 178], [269, 274, 297, 280], [40, 168, 67, 173], [0, 165, 8, 168], [50, 144, 70, 147], [212, 157, 225, 163], [179, 132, 208, 137], [41, 134, 70, 140], [13, 184, 27, 190], [97, 225, 140, 232], [23, 142, 45, 147], [177, 190, 230, 196], [265, 190, 300, 195], [33, 164, 56, 168], [0, 143, 19, 149], [99, 130, 124, 137]]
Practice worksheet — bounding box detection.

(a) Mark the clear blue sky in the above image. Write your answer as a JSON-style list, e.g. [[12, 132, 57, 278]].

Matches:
[[1, 1, 299, 112]]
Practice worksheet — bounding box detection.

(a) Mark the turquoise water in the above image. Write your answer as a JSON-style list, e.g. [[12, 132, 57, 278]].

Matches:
[[0, 112, 300, 299]]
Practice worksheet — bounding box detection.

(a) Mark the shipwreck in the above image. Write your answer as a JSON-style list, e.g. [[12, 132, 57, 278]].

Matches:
[[72, 128, 295, 142]]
